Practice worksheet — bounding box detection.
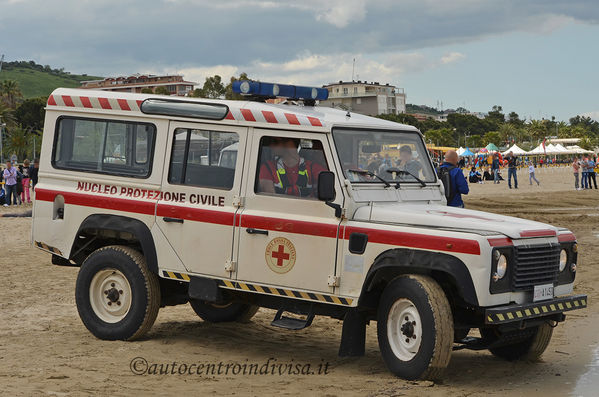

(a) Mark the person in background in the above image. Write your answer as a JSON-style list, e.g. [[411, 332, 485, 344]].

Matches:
[[528, 162, 540, 186], [573, 157, 581, 190], [581, 157, 589, 189], [19, 159, 31, 203], [3, 160, 18, 206], [468, 166, 483, 184], [439, 150, 469, 208], [491, 154, 500, 184], [588, 157, 597, 189], [505, 151, 518, 189], [29, 158, 39, 193]]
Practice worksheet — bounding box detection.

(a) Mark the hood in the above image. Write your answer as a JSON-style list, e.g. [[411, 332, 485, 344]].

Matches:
[[355, 202, 557, 239]]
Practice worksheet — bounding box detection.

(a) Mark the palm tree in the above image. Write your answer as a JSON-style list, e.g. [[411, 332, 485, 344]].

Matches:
[[0, 80, 24, 108], [4, 125, 31, 161]]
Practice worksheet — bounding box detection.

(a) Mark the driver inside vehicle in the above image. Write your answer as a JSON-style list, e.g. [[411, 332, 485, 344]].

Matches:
[[258, 137, 327, 198], [397, 145, 422, 178]]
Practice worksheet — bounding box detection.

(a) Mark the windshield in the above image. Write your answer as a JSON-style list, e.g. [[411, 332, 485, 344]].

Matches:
[[333, 128, 436, 184]]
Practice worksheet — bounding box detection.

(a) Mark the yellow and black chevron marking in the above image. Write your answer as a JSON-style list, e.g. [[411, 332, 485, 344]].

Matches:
[[217, 280, 354, 306], [160, 271, 353, 306], [485, 295, 587, 324], [161, 271, 190, 281], [34, 241, 63, 256]]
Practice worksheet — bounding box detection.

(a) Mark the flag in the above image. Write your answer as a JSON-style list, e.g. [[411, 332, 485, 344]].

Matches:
[[542, 138, 546, 155]]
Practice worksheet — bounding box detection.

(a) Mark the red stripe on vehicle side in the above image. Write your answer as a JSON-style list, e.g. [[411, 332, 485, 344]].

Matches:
[[241, 109, 256, 121], [488, 237, 513, 247], [80, 96, 93, 108], [240, 215, 339, 239], [520, 229, 556, 237], [262, 111, 278, 123], [225, 111, 235, 120], [47, 95, 57, 106], [136, 100, 143, 108], [157, 204, 235, 226], [307, 116, 322, 127], [285, 113, 300, 125], [117, 99, 131, 111], [62, 96, 75, 107], [98, 98, 112, 109], [345, 226, 481, 255], [35, 189, 155, 215], [558, 233, 576, 242]]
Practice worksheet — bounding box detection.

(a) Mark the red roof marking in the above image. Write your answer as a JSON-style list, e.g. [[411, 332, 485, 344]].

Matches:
[[307, 116, 322, 127], [488, 237, 513, 247], [98, 98, 112, 109], [262, 111, 278, 123], [80, 97, 93, 108], [240, 109, 256, 122], [225, 111, 235, 120], [285, 113, 300, 125], [47, 95, 57, 106], [117, 99, 131, 111], [520, 229, 557, 238], [62, 96, 75, 107]]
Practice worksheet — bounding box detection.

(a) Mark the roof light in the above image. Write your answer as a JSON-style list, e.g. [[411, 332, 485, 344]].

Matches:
[[232, 80, 328, 101]]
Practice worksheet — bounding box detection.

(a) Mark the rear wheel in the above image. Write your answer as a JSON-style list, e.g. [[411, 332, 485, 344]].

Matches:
[[481, 323, 553, 361], [377, 275, 453, 380], [75, 245, 161, 340], [189, 299, 259, 323]]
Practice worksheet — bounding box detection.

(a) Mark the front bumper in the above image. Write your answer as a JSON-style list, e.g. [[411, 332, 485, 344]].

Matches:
[[484, 294, 587, 324]]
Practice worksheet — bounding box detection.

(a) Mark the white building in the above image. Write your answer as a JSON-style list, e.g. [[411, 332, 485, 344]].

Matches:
[[320, 81, 406, 116]]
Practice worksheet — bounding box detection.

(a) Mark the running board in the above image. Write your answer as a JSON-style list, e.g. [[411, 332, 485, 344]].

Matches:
[[271, 309, 315, 330]]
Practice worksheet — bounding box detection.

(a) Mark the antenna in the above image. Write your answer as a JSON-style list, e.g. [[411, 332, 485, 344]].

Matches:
[[351, 58, 355, 81]]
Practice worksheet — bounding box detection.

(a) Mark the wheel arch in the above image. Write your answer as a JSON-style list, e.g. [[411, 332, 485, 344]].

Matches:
[[69, 214, 159, 275], [358, 248, 479, 309]]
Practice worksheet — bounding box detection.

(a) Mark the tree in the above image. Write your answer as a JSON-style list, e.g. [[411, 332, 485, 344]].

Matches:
[[200, 75, 225, 98], [0, 80, 23, 108], [153, 86, 170, 95], [188, 88, 203, 98], [486, 105, 505, 127], [482, 131, 502, 146], [526, 119, 548, 141], [424, 128, 456, 147], [4, 125, 32, 161], [507, 111, 524, 128], [140, 88, 153, 94], [466, 135, 482, 148], [15, 97, 47, 131]]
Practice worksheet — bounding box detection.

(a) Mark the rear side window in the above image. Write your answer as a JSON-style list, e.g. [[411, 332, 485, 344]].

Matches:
[[53, 117, 156, 178], [168, 128, 239, 190]]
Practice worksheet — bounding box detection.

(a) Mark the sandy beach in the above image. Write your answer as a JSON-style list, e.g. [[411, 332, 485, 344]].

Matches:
[[0, 165, 597, 396]]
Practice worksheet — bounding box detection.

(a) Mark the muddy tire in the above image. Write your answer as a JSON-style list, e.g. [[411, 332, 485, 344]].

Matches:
[[75, 245, 161, 340], [377, 275, 453, 380], [189, 299, 259, 323], [482, 323, 553, 361]]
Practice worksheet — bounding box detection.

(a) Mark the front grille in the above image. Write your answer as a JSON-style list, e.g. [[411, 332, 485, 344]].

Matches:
[[512, 244, 560, 291]]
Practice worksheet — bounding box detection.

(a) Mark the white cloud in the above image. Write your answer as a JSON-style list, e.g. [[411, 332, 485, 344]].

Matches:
[[440, 52, 466, 64], [313, 0, 367, 28]]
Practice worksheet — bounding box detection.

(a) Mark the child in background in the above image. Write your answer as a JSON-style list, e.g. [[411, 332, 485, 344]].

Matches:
[[19, 159, 31, 203], [529, 162, 540, 186]]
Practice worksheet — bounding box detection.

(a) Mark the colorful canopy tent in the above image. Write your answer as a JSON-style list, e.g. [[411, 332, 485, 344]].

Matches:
[[460, 148, 475, 156], [478, 148, 489, 154], [502, 144, 527, 156], [485, 143, 499, 152]]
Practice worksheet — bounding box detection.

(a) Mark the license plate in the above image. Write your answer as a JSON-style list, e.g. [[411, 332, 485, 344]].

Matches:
[[533, 284, 554, 302]]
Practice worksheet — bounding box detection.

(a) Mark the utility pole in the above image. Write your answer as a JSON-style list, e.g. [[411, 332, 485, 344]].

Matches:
[[0, 118, 5, 163], [0, 54, 4, 72]]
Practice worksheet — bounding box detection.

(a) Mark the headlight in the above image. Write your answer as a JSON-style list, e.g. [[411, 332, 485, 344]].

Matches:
[[496, 254, 508, 279], [559, 249, 568, 272]]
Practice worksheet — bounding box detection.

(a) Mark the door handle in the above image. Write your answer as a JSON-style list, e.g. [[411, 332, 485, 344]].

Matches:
[[163, 217, 184, 224], [246, 228, 268, 236]]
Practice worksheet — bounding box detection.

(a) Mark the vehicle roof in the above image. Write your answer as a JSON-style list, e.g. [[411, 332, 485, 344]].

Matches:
[[47, 88, 419, 133]]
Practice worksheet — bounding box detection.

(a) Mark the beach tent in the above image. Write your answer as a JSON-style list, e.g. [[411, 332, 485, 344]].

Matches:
[[460, 148, 475, 156], [485, 143, 499, 152], [554, 143, 571, 154], [527, 144, 547, 155], [545, 144, 559, 154], [567, 145, 594, 155], [502, 144, 527, 156], [456, 147, 466, 156]]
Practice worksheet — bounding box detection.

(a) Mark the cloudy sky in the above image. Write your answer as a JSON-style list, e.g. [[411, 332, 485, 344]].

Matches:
[[1, 0, 598, 120]]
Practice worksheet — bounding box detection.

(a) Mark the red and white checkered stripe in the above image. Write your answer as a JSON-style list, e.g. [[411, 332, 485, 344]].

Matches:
[[47, 94, 324, 127], [47, 94, 142, 111]]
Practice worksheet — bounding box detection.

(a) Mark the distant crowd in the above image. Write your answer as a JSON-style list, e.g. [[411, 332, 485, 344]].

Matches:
[[1, 158, 39, 206]]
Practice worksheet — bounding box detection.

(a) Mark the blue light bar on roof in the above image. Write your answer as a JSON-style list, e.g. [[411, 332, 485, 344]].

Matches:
[[232, 80, 328, 101]]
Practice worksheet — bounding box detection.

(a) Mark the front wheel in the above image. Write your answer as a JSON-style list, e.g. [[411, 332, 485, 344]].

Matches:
[[75, 245, 161, 340], [377, 275, 453, 380]]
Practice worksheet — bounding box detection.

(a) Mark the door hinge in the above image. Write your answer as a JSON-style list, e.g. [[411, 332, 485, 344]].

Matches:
[[225, 260, 236, 273], [328, 275, 340, 287], [233, 195, 245, 208]]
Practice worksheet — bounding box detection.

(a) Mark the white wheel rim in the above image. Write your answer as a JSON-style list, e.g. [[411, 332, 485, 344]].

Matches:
[[89, 268, 132, 323], [387, 298, 423, 361]]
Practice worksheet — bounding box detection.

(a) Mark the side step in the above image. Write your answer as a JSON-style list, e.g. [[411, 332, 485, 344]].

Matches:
[[271, 308, 315, 330]]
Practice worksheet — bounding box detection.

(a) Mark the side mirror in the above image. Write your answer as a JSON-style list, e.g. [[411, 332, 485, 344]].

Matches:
[[317, 171, 342, 218], [317, 171, 336, 201]]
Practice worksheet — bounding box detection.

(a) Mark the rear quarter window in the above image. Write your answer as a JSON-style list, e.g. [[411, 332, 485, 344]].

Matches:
[[52, 116, 156, 178]]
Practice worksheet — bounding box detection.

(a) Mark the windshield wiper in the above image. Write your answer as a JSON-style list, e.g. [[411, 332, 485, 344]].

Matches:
[[385, 168, 427, 188], [347, 169, 391, 188]]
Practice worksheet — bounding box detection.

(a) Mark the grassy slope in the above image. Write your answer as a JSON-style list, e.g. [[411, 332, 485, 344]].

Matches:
[[0, 67, 102, 98]]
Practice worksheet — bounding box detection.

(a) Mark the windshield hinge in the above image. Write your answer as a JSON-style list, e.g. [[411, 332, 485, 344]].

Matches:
[[328, 275, 340, 287]]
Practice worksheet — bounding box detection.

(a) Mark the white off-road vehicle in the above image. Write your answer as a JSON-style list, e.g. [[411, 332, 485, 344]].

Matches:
[[32, 81, 586, 380]]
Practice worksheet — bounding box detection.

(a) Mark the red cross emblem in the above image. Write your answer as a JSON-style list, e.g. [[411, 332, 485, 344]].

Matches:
[[265, 237, 296, 274]]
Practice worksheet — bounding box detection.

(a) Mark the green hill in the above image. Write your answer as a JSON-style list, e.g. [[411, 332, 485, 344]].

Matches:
[[0, 61, 102, 98]]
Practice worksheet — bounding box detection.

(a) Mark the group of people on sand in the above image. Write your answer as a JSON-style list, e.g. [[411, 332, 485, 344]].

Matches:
[[1, 159, 39, 206], [572, 157, 598, 190]]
